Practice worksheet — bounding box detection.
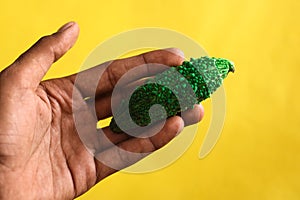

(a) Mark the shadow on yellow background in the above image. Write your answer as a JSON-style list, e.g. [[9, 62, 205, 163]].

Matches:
[[1, 0, 299, 199]]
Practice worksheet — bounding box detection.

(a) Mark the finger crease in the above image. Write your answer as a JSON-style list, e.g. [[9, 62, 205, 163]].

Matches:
[[148, 137, 160, 150], [107, 67, 117, 90]]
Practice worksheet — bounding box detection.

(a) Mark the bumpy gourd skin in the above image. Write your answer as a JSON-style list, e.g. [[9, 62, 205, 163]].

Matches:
[[110, 56, 235, 133]]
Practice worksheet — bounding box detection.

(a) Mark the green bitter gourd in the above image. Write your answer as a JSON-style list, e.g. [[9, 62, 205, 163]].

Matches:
[[110, 56, 234, 133]]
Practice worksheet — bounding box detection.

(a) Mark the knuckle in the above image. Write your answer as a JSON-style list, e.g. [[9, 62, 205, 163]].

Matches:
[[38, 35, 53, 45], [38, 34, 65, 61], [138, 138, 153, 152]]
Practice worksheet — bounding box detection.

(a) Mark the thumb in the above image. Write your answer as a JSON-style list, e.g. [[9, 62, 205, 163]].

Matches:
[[7, 21, 79, 89]]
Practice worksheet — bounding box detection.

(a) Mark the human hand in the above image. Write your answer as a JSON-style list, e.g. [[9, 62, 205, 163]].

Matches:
[[0, 22, 204, 199]]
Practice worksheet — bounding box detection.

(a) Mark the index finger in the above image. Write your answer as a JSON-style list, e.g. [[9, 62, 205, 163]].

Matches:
[[4, 22, 79, 89], [67, 48, 184, 98]]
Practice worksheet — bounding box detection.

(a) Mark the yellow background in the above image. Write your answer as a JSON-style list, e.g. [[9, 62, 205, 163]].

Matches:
[[1, 0, 299, 199]]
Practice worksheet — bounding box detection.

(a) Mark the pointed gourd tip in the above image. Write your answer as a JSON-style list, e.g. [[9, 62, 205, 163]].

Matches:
[[228, 60, 235, 73]]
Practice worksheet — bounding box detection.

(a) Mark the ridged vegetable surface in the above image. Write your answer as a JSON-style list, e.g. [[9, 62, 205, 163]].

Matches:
[[110, 56, 235, 133]]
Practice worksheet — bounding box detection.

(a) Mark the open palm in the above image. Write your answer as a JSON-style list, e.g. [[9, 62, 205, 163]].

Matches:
[[0, 22, 203, 200]]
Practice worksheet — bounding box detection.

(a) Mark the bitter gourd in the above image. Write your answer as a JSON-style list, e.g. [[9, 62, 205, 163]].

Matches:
[[109, 56, 234, 133]]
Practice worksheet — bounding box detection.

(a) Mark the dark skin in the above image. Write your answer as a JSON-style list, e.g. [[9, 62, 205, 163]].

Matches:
[[0, 22, 204, 199]]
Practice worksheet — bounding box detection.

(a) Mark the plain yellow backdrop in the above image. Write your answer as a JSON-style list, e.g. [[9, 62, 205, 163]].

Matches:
[[1, 0, 299, 199]]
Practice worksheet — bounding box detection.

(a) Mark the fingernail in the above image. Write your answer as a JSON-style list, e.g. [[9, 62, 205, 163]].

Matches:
[[175, 118, 184, 136], [199, 103, 204, 111], [164, 48, 185, 58], [175, 128, 182, 137], [199, 103, 205, 121], [57, 22, 75, 33]]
